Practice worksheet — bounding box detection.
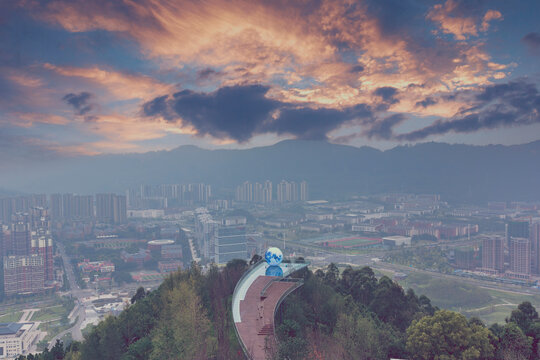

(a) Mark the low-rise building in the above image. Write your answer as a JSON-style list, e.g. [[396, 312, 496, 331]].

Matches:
[[161, 245, 183, 259], [158, 260, 183, 273], [382, 236, 412, 247], [0, 322, 38, 359]]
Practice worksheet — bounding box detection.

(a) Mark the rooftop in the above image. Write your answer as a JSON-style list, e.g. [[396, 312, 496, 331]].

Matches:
[[0, 322, 23, 336]]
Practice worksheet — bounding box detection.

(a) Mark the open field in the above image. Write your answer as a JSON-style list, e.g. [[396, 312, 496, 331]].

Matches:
[[31, 305, 67, 322], [391, 270, 540, 325], [0, 311, 22, 322], [308, 234, 382, 249]]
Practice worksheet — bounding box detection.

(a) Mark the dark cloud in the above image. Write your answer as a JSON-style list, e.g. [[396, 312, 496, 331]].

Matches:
[[142, 84, 373, 142], [416, 97, 438, 108], [266, 104, 372, 140], [144, 85, 280, 142], [374, 87, 399, 104], [197, 67, 220, 80], [364, 114, 406, 140], [142, 95, 171, 118], [522, 32, 540, 50], [398, 80, 540, 141], [62, 92, 94, 115], [350, 64, 364, 73]]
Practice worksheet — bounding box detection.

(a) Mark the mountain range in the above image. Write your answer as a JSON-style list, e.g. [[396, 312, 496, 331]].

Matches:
[[2, 140, 539, 203]]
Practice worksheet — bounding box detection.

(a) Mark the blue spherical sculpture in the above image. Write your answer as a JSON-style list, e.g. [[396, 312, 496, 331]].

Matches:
[[265, 265, 284, 277], [265, 247, 283, 266]]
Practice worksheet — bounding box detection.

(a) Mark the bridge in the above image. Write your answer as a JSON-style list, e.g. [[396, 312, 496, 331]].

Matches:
[[232, 261, 308, 359]]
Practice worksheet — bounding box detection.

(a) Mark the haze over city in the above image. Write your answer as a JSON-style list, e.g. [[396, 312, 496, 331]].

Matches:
[[1, 1, 540, 360]]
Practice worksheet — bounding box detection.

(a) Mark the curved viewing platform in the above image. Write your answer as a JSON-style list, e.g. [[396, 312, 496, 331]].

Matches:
[[232, 260, 308, 360]]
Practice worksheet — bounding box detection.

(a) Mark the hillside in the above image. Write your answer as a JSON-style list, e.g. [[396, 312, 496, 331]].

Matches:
[[15, 261, 540, 360], [2, 140, 540, 202]]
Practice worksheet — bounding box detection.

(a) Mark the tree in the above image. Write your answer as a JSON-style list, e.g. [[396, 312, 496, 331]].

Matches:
[[340, 266, 377, 305], [334, 312, 391, 359], [369, 276, 411, 330], [324, 263, 339, 287], [406, 310, 494, 360], [508, 302, 539, 333], [131, 287, 147, 304], [249, 254, 262, 265], [495, 322, 532, 360], [51, 339, 65, 359], [149, 282, 215, 360]]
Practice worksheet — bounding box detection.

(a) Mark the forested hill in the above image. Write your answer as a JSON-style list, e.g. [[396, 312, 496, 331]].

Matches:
[[16, 260, 540, 360], [3, 140, 540, 202]]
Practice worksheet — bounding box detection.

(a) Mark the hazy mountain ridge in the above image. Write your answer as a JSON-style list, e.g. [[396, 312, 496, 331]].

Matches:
[[2, 140, 539, 202]]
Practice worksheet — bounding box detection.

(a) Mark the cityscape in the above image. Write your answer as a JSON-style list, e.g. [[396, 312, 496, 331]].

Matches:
[[1, 0, 540, 359], [2, 182, 540, 357]]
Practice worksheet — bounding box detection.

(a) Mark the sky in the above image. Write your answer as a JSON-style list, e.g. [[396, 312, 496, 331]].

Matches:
[[1, 0, 539, 166]]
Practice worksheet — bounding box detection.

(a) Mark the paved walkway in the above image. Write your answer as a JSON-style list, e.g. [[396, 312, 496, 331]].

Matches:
[[232, 262, 307, 359]]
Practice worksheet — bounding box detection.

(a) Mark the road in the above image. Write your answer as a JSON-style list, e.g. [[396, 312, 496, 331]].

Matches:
[[48, 304, 86, 346], [50, 243, 94, 346]]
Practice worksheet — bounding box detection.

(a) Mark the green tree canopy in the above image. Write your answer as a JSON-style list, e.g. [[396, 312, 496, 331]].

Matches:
[[406, 310, 493, 360]]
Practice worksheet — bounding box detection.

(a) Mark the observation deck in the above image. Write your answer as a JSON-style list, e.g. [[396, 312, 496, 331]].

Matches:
[[232, 261, 308, 359]]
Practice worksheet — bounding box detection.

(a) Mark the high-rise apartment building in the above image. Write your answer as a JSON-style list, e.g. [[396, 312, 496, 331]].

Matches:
[[481, 236, 504, 272], [277, 180, 300, 202], [507, 220, 530, 246], [509, 237, 531, 277], [3, 254, 44, 296], [263, 180, 272, 203], [214, 226, 248, 264], [76, 195, 94, 219], [530, 221, 540, 274], [0, 195, 47, 223], [236, 182, 253, 202], [96, 194, 126, 224], [50, 194, 63, 219], [113, 195, 127, 223], [30, 207, 53, 281], [195, 208, 219, 259], [8, 213, 31, 256], [236, 181, 273, 203], [62, 193, 74, 219], [0, 230, 4, 258], [300, 181, 309, 201], [50, 193, 94, 220]]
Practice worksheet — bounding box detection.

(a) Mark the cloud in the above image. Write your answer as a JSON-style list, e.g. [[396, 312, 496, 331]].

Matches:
[[374, 87, 399, 104], [142, 84, 373, 142], [44, 63, 171, 101], [522, 32, 540, 51], [481, 10, 503, 32], [2, 0, 529, 154], [197, 68, 220, 80], [398, 80, 540, 141], [427, 0, 502, 40], [63, 91, 94, 115], [165, 85, 280, 142], [266, 104, 372, 140], [363, 114, 406, 140], [415, 97, 438, 108]]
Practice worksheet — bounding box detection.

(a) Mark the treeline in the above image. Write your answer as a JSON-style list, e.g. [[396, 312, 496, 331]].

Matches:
[[18, 260, 540, 359], [18, 259, 249, 360], [275, 263, 540, 360]]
